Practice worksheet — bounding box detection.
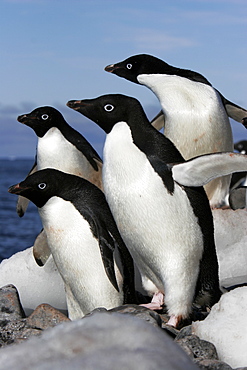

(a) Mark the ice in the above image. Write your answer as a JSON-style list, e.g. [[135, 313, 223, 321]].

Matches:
[[0, 247, 66, 315], [192, 287, 247, 368], [212, 208, 247, 288]]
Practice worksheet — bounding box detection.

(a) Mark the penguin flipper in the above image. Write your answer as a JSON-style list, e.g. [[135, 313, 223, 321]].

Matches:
[[150, 110, 165, 131], [16, 196, 29, 217], [33, 229, 51, 266], [98, 230, 120, 292], [218, 91, 247, 124], [172, 152, 247, 187], [16, 162, 37, 217], [84, 209, 119, 292]]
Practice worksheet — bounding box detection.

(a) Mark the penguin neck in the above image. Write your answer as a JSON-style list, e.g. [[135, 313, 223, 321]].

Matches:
[[125, 111, 185, 164]]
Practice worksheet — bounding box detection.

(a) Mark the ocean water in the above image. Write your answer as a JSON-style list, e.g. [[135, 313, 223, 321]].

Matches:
[[0, 159, 42, 262]]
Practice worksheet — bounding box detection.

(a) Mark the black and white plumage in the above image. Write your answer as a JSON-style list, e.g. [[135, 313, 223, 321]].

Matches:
[[17, 106, 103, 265], [8, 169, 135, 320], [17, 106, 103, 191], [67, 94, 247, 327], [67, 94, 219, 327], [104, 54, 247, 207]]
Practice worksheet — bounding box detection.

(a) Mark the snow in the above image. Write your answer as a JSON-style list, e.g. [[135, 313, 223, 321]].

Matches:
[[212, 208, 247, 288], [192, 287, 247, 368], [0, 247, 66, 315]]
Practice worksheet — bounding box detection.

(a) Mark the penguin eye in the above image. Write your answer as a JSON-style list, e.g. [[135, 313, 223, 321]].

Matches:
[[126, 63, 132, 70], [104, 104, 114, 112], [38, 182, 47, 190], [41, 114, 49, 120]]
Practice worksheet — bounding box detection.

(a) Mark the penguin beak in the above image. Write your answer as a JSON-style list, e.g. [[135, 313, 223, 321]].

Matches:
[[8, 183, 29, 195], [67, 100, 90, 111], [105, 64, 119, 73], [17, 114, 27, 123], [17, 114, 35, 124]]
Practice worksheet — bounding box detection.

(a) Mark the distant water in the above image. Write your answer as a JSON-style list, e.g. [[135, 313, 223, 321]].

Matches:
[[0, 159, 42, 262]]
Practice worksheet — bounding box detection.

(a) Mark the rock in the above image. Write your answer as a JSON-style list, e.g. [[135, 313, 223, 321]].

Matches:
[[109, 304, 162, 328], [0, 285, 69, 348], [194, 359, 233, 369], [0, 319, 26, 347], [0, 311, 199, 370], [176, 325, 193, 339], [0, 284, 25, 320], [26, 303, 69, 330], [175, 334, 218, 360]]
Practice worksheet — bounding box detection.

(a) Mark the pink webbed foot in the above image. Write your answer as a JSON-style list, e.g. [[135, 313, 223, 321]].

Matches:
[[140, 291, 164, 310], [166, 314, 183, 328]]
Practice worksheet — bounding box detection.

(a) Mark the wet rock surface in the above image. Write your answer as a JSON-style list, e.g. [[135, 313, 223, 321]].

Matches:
[[0, 284, 245, 369]]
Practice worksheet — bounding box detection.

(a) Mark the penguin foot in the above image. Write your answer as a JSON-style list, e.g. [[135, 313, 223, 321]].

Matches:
[[140, 291, 164, 310], [166, 314, 183, 328]]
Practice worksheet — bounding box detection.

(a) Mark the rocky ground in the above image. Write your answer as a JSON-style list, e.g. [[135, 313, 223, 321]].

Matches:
[[0, 284, 245, 370]]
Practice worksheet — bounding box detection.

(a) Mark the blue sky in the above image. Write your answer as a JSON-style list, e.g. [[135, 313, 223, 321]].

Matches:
[[1, 0, 247, 158]]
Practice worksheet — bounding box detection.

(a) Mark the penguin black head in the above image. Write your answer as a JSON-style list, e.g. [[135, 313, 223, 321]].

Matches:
[[8, 168, 65, 208], [234, 140, 247, 155], [67, 94, 148, 134], [104, 54, 169, 83], [17, 106, 67, 137], [105, 54, 210, 85]]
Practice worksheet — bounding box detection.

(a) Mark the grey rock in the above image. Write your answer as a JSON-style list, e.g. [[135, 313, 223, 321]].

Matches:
[[0, 286, 69, 347], [0, 319, 26, 346], [195, 358, 233, 369], [0, 284, 25, 320], [176, 325, 193, 340], [109, 304, 162, 327], [0, 311, 199, 370], [176, 334, 218, 360]]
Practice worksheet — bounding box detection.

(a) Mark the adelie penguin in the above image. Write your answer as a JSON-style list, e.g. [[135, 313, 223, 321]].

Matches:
[[8, 169, 136, 320], [67, 94, 247, 327], [104, 54, 247, 208], [17, 106, 103, 265]]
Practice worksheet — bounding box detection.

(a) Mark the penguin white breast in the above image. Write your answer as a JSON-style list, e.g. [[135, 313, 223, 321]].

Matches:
[[37, 128, 92, 176], [103, 122, 204, 293], [39, 196, 122, 313], [137, 74, 233, 159]]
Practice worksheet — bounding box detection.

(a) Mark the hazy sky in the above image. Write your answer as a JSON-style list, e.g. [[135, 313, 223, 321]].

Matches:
[[1, 0, 247, 158]]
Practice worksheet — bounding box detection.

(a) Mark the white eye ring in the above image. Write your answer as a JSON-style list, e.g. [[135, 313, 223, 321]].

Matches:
[[38, 183, 46, 190], [41, 114, 49, 120], [104, 104, 114, 112], [126, 63, 132, 70]]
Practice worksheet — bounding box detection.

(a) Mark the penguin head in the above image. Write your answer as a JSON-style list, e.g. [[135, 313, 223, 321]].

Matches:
[[17, 106, 67, 137], [104, 54, 169, 83], [234, 140, 247, 155], [8, 168, 63, 208], [105, 54, 211, 85], [67, 94, 147, 134]]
